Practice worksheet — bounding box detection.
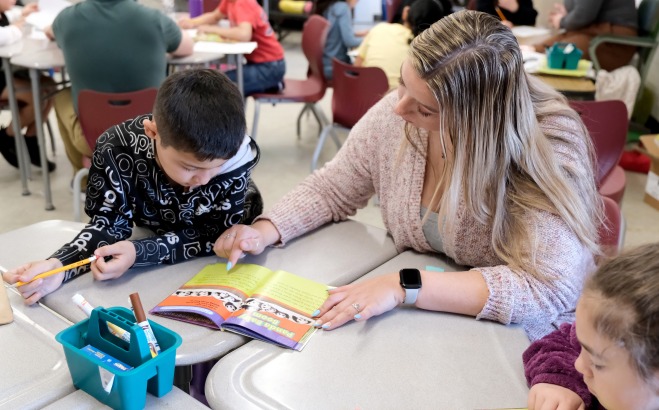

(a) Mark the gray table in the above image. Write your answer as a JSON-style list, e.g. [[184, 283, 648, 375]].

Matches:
[[205, 251, 531, 410], [42, 386, 210, 409], [0, 284, 75, 410], [0, 219, 397, 366]]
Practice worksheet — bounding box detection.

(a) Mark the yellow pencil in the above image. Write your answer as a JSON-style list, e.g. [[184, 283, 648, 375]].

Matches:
[[13, 255, 97, 287], [495, 6, 507, 21]]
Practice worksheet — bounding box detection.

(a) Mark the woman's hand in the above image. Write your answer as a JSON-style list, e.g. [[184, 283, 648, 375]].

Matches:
[[528, 383, 585, 410], [313, 272, 405, 330], [90, 241, 136, 281], [3, 258, 65, 305], [214, 220, 281, 270], [548, 3, 567, 29]]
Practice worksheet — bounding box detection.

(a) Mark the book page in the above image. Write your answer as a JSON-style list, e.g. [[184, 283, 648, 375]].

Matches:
[[150, 263, 274, 328], [222, 268, 328, 351]]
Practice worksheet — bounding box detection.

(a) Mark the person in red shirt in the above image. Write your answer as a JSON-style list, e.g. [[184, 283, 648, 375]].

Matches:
[[179, 0, 285, 95]]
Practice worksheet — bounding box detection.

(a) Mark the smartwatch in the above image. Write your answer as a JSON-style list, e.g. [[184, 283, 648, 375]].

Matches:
[[399, 268, 422, 304]]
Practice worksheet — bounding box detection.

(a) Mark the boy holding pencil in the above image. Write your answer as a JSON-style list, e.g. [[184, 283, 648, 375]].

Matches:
[[3, 69, 262, 304]]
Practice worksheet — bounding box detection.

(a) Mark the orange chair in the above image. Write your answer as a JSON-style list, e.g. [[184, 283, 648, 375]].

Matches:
[[599, 195, 624, 256], [73, 88, 158, 221], [249, 15, 330, 141], [311, 58, 389, 171], [569, 100, 628, 205]]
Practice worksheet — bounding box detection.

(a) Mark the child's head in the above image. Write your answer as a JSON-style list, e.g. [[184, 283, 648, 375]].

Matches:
[[574, 242, 659, 410], [144, 69, 246, 189], [404, 0, 451, 37], [152, 68, 245, 160]]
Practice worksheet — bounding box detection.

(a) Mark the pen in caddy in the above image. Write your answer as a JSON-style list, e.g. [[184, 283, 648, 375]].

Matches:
[[72, 293, 131, 342], [14, 255, 97, 287], [129, 292, 161, 358]]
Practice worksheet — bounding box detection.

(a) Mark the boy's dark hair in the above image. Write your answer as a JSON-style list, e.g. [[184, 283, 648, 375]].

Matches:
[[584, 242, 659, 381], [407, 0, 452, 37], [153, 69, 246, 161], [313, 0, 344, 18]]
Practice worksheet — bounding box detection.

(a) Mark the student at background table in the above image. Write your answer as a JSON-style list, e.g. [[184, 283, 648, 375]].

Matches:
[[523, 242, 659, 410], [44, 0, 194, 184], [178, 0, 286, 96], [314, 0, 367, 81], [3, 70, 263, 305], [476, 0, 537, 27], [0, 0, 56, 172], [217, 11, 603, 341], [533, 0, 637, 71], [354, 0, 451, 90]]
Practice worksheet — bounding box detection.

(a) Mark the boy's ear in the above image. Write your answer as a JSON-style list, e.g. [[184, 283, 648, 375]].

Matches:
[[402, 6, 410, 24], [143, 118, 158, 140]]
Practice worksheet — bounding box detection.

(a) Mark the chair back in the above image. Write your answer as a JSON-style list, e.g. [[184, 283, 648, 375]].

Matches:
[[569, 100, 628, 184], [386, 0, 403, 22], [301, 15, 330, 89], [78, 88, 159, 152], [331, 59, 389, 128], [599, 195, 623, 255]]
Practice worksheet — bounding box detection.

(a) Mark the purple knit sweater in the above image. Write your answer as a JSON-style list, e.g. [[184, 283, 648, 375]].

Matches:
[[261, 92, 596, 341], [523, 322, 602, 408]]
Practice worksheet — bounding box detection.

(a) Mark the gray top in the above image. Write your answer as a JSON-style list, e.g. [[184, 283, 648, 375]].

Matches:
[[205, 251, 531, 410], [420, 206, 445, 254], [0, 220, 397, 366], [562, 0, 637, 30]]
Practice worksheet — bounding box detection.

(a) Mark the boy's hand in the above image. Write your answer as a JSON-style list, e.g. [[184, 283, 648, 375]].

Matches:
[[21, 2, 39, 16], [528, 383, 585, 410], [178, 17, 196, 29], [91, 241, 136, 281], [197, 24, 221, 35], [3, 258, 65, 305], [548, 3, 567, 29]]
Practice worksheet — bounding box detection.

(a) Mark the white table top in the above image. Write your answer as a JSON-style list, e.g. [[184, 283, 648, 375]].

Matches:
[[42, 386, 210, 409], [10, 41, 65, 69], [0, 220, 397, 366], [205, 251, 531, 410], [0, 285, 75, 410], [0, 36, 52, 59]]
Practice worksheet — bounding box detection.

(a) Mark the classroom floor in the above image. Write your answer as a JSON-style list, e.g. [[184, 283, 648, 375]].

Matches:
[[0, 30, 657, 254]]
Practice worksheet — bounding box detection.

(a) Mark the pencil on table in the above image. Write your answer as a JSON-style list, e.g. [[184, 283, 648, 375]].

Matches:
[[13, 255, 97, 287], [495, 6, 507, 21]]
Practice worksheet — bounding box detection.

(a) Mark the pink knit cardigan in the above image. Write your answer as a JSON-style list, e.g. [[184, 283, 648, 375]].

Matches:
[[262, 92, 595, 340]]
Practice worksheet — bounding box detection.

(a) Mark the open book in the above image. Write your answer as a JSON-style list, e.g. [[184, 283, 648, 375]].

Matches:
[[151, 263, 328, 351]]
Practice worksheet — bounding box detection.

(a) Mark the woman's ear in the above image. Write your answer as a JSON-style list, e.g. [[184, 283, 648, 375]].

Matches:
[[143, 118, 158, 140], [402, 6, 410, 24]]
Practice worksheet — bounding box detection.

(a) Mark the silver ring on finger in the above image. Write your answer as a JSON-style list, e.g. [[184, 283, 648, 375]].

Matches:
[[351, 303, 361, 313]]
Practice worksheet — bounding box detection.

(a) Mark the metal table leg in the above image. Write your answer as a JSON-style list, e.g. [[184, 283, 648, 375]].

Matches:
[[2, 57, 30, 196], [28, 68, 54, 210]]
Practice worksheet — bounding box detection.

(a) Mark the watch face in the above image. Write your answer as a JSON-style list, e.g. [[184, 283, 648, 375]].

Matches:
[[400, 269, 422, 289]]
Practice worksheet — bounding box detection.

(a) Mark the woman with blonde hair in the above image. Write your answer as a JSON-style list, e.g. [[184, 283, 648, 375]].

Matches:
[[216, 10, 603, 341]]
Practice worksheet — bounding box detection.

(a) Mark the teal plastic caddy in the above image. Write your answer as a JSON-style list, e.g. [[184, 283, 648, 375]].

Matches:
[[56, 307, 182, 410], [546, 42, 583, 70]]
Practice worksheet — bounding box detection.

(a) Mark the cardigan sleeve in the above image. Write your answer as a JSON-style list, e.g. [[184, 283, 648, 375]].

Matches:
[[523, 322, 594, 408], [560, 0, 603, 30], [259, 93, 395, 243], [474, 115, 597, 340]]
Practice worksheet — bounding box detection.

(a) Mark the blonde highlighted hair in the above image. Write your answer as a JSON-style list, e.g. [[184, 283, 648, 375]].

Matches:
[[407, 10, 602, 279]]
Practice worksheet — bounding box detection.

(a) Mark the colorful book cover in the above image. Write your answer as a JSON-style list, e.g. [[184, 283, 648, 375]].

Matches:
[[150, 263, 328, 351]]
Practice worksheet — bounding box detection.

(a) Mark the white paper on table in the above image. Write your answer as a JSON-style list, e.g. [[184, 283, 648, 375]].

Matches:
[[522, 49, 546, 73], [25, 0, 71, 30], [193, 41, 257, 55], [512, 26, 551, 38]]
